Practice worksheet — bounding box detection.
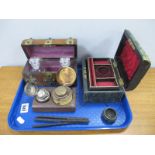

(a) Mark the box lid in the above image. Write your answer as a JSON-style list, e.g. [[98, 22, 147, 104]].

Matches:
[[21, 38, 77, 59], [114, 30, 151, 90]]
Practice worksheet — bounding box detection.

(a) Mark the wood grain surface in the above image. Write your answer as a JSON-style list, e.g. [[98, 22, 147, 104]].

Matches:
[[0, 66, 155, 135]]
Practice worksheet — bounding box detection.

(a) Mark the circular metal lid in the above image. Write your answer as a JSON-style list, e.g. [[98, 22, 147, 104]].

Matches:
[[35, 88, 50, 103], [52, 86, 72, 105], [54, 86, 67, 97], [102, 108, 117, 123], [56, 67, 76, 86], [37, 89, 46, 98], [24, 83, 38, 96]]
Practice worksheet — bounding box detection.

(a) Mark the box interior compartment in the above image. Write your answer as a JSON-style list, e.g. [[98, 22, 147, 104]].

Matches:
[[25, 58, 77, 72], [94, 65, 114, 78], [96, 79, 117, 86], [87, 58, 119, 89], [93, 59, 111, 65], [23, 45, 76, 59]]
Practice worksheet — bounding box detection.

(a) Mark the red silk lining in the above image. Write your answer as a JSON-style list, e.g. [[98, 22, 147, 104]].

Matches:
[[119, 41, 140, 80]]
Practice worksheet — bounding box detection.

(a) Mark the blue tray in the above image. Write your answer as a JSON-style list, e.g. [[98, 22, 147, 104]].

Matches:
[[8, 66, 132, 131]]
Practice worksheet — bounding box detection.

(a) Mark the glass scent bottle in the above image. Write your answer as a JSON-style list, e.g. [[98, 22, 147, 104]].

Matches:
[[59, 57, 71, 67], [29, 57, 41, 71]]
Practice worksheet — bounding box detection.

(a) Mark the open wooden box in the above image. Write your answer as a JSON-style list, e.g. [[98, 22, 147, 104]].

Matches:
[[82, 30, 151, 103], [22, 38, 77, 86]]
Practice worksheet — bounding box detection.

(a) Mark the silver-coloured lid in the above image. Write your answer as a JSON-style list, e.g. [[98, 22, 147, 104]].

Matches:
[[24, 83, 38, 96], [35, 88, 50, 103]]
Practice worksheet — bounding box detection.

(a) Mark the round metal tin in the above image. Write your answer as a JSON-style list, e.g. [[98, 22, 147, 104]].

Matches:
[[52, 86, 73, 106], [102, 108, 117, 123], [56, 67, 76, 86], [35, 88, 50, 103]]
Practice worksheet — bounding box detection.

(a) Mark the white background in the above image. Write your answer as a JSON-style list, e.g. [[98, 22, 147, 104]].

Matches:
[[1, 0, 155, 154], [0, 19, 155, 67]]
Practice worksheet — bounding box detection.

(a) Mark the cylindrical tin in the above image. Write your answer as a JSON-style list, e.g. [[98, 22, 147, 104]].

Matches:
[[56, 67, 76, 86], [102, 108, 117, 123], [35, 88, 50, 103], [52, 86, 73, 105]]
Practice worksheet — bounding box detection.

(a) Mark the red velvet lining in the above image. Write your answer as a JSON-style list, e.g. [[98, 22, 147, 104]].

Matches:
[[119, 40, 140, 80], [95, 65, 114, 78], [88, 58, 96, 86], [87, 58, 118, 88], [96, 80, 117, 86]]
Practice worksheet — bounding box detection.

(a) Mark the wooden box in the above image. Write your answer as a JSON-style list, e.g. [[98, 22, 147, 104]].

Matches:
[[82, 30, 151, 102]]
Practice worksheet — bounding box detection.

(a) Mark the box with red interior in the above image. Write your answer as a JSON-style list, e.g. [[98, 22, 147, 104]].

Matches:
[[82, 30, 151, 103]]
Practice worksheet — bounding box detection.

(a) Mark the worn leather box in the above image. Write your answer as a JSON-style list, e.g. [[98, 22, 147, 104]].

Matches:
[[82, 30, 151, 102], [22, 38, 77, 86]]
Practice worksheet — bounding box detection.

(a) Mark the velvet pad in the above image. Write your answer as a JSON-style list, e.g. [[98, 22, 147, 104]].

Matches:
[[119, 40, 140, 80]]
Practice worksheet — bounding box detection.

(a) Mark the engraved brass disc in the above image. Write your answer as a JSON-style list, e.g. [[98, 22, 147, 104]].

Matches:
[[56, 67, 76, 86]]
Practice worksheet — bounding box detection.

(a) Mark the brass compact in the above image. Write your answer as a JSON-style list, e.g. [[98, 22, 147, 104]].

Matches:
[[56, 67, 76, 86]]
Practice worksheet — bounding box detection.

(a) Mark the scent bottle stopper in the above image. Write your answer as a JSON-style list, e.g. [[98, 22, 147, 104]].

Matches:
[[29, 57, 41, 71], [60, 57, 71, 67]]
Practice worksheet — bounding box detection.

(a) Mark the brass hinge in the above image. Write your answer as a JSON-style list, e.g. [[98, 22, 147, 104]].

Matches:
[[118, 78, 124, 87], [29, 75, 37, 84], [128, 38, 135, 50], [66, 38, 74, 45], [24, 39, 33, 45], [44, 39, 53, 45], [113, 61, 117, 68], [83, 67, 87, 79]]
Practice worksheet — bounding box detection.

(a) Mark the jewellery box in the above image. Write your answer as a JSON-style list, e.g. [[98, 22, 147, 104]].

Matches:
[[22, 38, 77, 86], [82, 30, 151, 103]]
